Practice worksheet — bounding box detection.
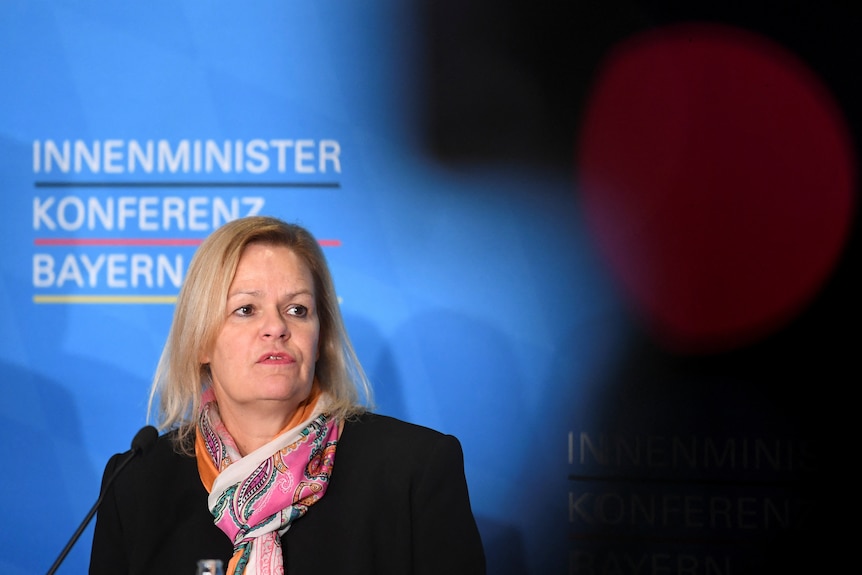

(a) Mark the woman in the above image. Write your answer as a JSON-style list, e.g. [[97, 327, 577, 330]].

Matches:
[[90, 216, 485, 574]]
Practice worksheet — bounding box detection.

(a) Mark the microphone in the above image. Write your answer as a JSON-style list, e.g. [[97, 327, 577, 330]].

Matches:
[[46, 425, 159, 575]]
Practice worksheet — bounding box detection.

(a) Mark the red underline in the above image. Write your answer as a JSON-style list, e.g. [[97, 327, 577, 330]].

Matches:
[[34, 238, 342, 247], [35, 238, 202, 246]]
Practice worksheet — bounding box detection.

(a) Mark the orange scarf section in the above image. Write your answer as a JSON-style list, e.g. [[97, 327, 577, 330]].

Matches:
[[195, 384, 323, 493]]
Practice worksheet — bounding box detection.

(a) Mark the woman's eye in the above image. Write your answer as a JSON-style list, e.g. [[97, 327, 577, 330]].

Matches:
[[287, 305, 308, 317], [235, 305, 254, 316]]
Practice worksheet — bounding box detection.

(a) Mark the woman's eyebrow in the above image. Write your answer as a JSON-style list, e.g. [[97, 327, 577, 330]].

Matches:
[[227, 288, 313, 299]]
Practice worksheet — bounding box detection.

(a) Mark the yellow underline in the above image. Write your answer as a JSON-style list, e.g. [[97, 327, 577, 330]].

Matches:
[[33, 295, 178, 304]]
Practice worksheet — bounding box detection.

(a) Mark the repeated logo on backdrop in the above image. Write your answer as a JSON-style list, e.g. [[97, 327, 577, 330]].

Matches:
[[31, 138, 343, 303]]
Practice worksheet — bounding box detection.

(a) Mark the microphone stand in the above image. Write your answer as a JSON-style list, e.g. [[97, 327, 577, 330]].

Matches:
[[46, 426, 158, 575]]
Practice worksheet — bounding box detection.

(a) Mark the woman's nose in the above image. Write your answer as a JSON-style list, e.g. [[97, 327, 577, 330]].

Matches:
[[261, 308, 289, 338]]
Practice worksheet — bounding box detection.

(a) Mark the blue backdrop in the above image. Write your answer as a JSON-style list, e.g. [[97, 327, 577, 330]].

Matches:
[[1, 2, 855, 574]]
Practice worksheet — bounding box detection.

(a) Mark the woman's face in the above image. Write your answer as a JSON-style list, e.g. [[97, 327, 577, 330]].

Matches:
[[203, 242, 320, 419]]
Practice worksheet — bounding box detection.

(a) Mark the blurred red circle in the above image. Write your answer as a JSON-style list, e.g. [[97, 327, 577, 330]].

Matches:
[[577, 23, 855, 353]]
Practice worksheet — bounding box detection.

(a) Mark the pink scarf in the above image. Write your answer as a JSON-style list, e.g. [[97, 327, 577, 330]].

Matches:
[[195, 388, 338, 574]]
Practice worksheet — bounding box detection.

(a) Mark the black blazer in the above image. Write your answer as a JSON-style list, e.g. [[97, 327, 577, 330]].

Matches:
[[90, 412, 486, 574]]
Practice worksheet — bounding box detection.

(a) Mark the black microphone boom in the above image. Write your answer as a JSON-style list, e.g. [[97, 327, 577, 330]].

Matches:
[[46, 425, 158, 575]]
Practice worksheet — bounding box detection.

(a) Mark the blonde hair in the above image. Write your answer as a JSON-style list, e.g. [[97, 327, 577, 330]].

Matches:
[[148, 216, 372, 452]]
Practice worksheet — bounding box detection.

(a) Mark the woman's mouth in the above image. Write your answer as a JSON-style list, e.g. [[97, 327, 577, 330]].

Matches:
[[258, 352, 294, 363]]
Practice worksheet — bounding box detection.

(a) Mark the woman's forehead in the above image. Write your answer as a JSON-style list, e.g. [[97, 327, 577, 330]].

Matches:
[[221, 243, 319, 301]]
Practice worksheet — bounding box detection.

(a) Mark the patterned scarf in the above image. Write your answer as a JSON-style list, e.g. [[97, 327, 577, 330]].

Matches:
[[195, 387, 338, 575]]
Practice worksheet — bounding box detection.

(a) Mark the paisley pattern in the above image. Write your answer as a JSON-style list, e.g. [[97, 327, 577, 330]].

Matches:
[[197, 388, 338, 575]]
